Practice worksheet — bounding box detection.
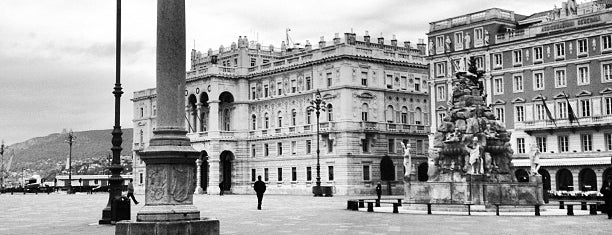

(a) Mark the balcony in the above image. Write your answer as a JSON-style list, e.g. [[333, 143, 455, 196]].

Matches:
[[516, 115, 612, 134]]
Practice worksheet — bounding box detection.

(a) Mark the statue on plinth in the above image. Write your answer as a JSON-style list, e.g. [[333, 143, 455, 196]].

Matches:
[[401, 142, 413, 178], [529, 144, 541, 176], [466, 137, 483, 175]]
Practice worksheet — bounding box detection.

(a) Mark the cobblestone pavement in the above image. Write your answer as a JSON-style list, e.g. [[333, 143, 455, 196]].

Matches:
[[1, 192, 611, 235]]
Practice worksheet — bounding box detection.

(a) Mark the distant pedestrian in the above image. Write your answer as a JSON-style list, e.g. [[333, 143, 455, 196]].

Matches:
[[375, 182, 382, 200], [127, 179, 139, 205], [254, 176, 266, 210], [601, 175, 612, 219], [219, 180, 224, 196]]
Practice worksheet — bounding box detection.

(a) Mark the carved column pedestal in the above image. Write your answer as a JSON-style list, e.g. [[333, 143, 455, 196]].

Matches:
[[195, 158, 204, 194]]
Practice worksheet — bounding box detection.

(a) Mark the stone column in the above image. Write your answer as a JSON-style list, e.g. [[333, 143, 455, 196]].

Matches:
[[207, 157, 221, 195], [185, 106, 192, 132], [196, 103, 203, 132], [208, 100, 220, 136], [195, 158, 204, 194], [136, 0, 200, 222]]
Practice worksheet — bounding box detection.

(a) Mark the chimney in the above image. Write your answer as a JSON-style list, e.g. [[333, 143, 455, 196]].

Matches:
[[417, 39, 426, 55], [345, 33, 356, 45], [378, 35, 384, 45], [364, 31, 370, 43], [207, 48, 213, 56], [333, 33, 341, 45], [391, 35, 398, 48], [319, 36, 326, 48], [219, 45, 225, 53], [404, 41, 411, 50], [305, 40, 312, 50]]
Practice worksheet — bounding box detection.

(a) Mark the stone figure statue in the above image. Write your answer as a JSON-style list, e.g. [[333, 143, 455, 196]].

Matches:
[[484, 30, 490, 46], [401, 142, 413, 178], [444, 128, 461, 143], [444, 36, 452, 52], [467, 137, 483, 174], [429, 39, 435, 55], [427, 148, 441, 181], [529, 144, 541, 176], [464, 33, 471, 49]]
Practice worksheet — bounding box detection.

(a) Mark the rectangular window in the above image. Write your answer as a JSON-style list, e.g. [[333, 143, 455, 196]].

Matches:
[[454, 32, 463, 50], [251, 58, 256, 67], [277, 82, 282, 95], [606, 97, 612, 115], [558, 101, 568, 119], [363, 165, 371, 181], [306, 140, 312, 154], [264, 168, 269, 181], [436, 85, 446, 101], [264, 143, 269, 156], [535, 104, 546, 120], [581, 134, 593, 152], [435, 62, 445, 77], [435, 36, 444, 54], [362, 139, 369, 152], [328, 166, 334, 181], [578, 65, 590, 85], [388, 139, 395, 153], [603, 63, 612, 82], [534, 72, 544, 90], [251, 144, 256, 157], [386, 74, 393, 89], [475, 28, 483, 41], [277, 142, 283, 155], [326, 73, 333, 87], [578, 39, 588, 55], [495, 107, 505, 122], [474, 56, 484, 70], [494, 53, 503, 68], [251, 87, 256, 99], [414, 77, 421, 91], [602, 35, 612, 51], [581, 99, 591, 117], [251, 169, 256, 182], [327, 139, 334, 153], [555, 68, 566, 88], [291, 167, 297, 181], [558, 136, 569, 153], [517, 138, 525, 154], [291, 141, 296, 155], [305, 77, 312, 90], [361, 72, 368, 86], [139, 173, 143, 184], [555, 43, 565, 59], [362, 111, 368, 121], [513, 50, 522, 65], [516, 106, 525, 122], [291, 80, 297, 93], [264, 85, 269, 97], [401, 76, 407, 90], [605, 133, 612, 151], [277, 168, 283, 181], [417, 140, 424, 154], [493, 77, 503, 94], [536, 137, 547, 153], [306, 167, 312, 181], [533, 47, 543, 61], [513, 74, 523, 92]]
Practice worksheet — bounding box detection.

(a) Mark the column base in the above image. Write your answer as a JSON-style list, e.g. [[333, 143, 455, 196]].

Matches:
[[137, 204, 200, 222], [116, 218, 219, 235], [207, 187, 220, 195], [195, 187, 204, 194]]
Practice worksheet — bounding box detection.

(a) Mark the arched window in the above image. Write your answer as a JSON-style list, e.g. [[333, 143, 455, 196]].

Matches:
[[579, 168, 597, 191], [264, 113, 269, 129], [401, 106, 408, 124], [415, 107, 423, 125], [223, 109, 231, 131], [251, 114, 257, 130], [291, 109, 297, 126], [361, 103, 369, 121], [386, 105, 394, 123], [306, 110, 312, 124], [556, 168, 573, 191], [277, 111, 283, 127], [139, 130, 144, 144], [327, 104, 333, 121]]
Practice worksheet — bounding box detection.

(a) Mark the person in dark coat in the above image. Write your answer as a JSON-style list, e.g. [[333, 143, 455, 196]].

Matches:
[[254, 176, 266, 210], [601, 175, 612, 219], [127, 179, 139, 205], [219, 180, 224, 196], [375, 182, 382, 200]]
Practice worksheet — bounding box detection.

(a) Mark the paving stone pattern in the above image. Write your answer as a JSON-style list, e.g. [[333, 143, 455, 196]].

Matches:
[[0, 193, 611, 234]]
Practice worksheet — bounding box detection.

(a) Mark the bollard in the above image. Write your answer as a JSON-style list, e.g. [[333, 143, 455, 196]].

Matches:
[[467, 205, 471, 216], [559, 201, 564, 209], [495, 205, 500, 216], [375, 199, 380, 207], [397, 199, 403, 206], [535, 205, 540, 216], [359, 200, 365, 208], [589, 204, 597, 215], [427, 203, 432, 215], [567, 205, 574, 216], [581, 201, 587, 210], [393, 203, 399, 213], [367, 202, 374, 212]]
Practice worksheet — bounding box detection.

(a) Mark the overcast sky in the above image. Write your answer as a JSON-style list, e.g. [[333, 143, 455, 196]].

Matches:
[[0, 0, 564, 144]]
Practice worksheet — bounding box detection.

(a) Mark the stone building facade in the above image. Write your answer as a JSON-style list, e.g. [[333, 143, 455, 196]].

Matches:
[[428, 1, 612, 194], [133, 32, 430, 195]]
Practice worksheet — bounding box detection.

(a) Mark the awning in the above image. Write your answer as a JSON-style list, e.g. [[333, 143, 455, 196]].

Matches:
[[512, 156, 612, 167]]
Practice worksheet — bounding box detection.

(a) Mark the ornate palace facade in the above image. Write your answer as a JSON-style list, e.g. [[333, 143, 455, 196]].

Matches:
[[133, 32, 429, 195], [428, 1, 612, 194]]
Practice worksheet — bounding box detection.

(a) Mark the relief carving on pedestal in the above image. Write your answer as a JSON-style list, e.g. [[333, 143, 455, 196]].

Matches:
[[147, 166, 167, 203], [170, 166, 194, 203]]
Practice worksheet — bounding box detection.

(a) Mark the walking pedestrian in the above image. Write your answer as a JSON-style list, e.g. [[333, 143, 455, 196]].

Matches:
[[375, 182, 382, 200], [254, 176, 266, 210], [601, 175, 612, 219], [127, 179, 139, 205], [219, 180, 224, 196]]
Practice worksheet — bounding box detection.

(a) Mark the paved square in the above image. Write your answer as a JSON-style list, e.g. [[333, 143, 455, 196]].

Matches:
[[0, 192, 611, 234]]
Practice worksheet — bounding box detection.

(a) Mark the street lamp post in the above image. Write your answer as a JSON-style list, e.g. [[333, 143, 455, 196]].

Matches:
[[307, 90, 326, 196], [1, 140, 6, 191], [65, 130, 76, 194]]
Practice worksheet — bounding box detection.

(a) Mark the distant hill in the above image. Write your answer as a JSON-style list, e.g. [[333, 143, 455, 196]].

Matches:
[[5, 128, 133, 178]]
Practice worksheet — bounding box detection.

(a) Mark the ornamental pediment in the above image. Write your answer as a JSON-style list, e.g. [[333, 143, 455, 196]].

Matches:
[[356, 92, 375, 99], [553, 92, 569, 99], [436, 105, 446, 111], [511, 97, 526, 103], [576, 90, 592, 97], [531, 95, 546, 101], [493, 99, 506, 105], [600, 87, 612, 94]]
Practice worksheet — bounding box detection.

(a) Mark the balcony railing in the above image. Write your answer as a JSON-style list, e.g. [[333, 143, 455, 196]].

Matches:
[[516, 115, 612, 130]]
